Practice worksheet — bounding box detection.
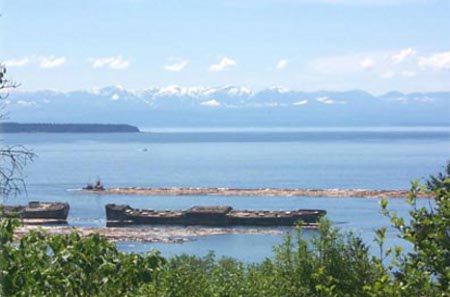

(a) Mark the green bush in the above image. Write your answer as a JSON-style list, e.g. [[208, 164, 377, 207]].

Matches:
[[0, 218, 385, 297], [0, 222, 165, 297], [1, 163, 450, 296]]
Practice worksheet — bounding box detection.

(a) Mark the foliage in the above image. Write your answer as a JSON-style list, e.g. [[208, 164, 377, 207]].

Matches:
[[1, 161, 450, 296], [137, 222, 382, 297], [379, 161, 450, 297], [0, 217, 386, 297], [426, 161, 450, 192], [0, 221, 165, 297]]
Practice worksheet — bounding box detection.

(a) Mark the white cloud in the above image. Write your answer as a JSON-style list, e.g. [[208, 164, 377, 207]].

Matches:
[[418, 51, 450, 71], [276, 59, 288, 70], [209, 57, 236, 71], [293, 99, 308, 106], [164, 59, 189, 72], [380, 71, 395, 79], [360, 57, 375, 69], [39, 56, 66, 68], [4, 58, 30, 67], [111, 94, 120, 101], [200, 99, 221, 107], [90, 56, 130, 70], [391, 48, 417, 63], [312, 49, 425, 78]]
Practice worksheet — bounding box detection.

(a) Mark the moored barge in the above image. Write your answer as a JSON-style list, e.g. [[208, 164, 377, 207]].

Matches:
[[106, 204, 326, 227], [2, 201, 70, 224]]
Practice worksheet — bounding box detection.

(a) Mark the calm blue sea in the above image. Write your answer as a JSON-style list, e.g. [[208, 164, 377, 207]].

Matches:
[[2, 127, 450, 262]]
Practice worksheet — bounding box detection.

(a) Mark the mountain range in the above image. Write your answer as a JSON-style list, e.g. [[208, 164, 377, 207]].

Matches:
[[4, 86, 450, 127]]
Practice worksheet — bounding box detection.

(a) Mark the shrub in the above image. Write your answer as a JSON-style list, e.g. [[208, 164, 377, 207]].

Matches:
[[0, 223, 165, 296], [1, 162, 450, 296]]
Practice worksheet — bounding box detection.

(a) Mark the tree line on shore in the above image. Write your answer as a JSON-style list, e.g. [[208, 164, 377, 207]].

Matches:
[[0, 122, 140, 133]]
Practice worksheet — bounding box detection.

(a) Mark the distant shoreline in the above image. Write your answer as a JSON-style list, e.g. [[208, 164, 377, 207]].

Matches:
[[0, 122, 140, 133], [84, 187, 431, 199]]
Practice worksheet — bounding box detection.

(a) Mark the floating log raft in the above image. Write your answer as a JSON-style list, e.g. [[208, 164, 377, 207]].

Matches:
[[106, 204, 326, 227], [86, 187, 431, 198], [14, 225, 287, 243], [2, 201, 70, 224]]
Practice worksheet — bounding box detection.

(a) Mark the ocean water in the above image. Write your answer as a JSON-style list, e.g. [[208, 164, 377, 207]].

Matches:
[[2, 127, 449, 262]]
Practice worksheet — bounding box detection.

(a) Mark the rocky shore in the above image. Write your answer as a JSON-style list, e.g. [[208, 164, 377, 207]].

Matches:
[[14, 225, 287, 243], [85, 187, 430, 199]]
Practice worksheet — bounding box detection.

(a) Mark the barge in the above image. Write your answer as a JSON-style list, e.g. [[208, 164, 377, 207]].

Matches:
[[106, 204, 326, 227], [2, 201, 70, 224]]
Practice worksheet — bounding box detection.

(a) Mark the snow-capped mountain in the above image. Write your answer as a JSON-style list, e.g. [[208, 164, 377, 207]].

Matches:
[[3, 86, 450, 127]]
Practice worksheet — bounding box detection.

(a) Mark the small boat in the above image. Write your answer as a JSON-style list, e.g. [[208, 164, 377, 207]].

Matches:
[[2, 201, 70, 224], [106, 204, 326, 227], [84, 179, 105, 191]]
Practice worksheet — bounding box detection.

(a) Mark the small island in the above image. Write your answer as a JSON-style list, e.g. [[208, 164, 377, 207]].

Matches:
[[0, 122, 140, 133]]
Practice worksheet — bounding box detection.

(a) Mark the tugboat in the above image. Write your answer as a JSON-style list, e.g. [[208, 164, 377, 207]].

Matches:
[[2, 201, 70, 224], [106, 204, 326, 227], [84, 179, 105, 191]]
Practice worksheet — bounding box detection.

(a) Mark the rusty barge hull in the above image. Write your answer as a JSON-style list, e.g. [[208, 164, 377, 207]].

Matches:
[[106, 204, 326, 227], [2, 202, 70, 224]]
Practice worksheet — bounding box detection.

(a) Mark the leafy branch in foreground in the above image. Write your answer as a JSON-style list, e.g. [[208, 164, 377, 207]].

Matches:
[[380, 161, 450, 296], [426, 161, 450, 192], [1, 161, 450, 296], [0, 223, 165, 297]]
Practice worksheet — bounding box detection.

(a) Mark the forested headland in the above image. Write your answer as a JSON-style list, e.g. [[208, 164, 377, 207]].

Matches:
[[0, 122, 140, 133]]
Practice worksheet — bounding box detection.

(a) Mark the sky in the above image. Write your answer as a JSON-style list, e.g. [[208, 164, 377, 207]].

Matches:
[[1, 0, 450, 94]]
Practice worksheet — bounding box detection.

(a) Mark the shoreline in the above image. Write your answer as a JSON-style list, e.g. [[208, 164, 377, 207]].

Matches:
[[14, 225, 288, 243], [84, 187, 431, 199]]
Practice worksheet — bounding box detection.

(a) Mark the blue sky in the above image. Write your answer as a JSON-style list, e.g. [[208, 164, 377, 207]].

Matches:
[[1, 0, 450, 93]]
